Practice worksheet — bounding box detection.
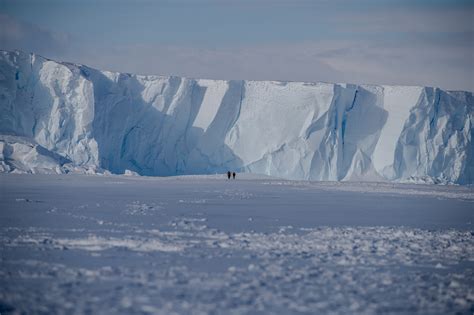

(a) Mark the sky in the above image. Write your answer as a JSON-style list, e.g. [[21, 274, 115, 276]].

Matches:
[[0, 0, 473, 91]]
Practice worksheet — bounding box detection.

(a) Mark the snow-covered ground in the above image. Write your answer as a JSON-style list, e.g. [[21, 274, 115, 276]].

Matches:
[[1, 174, 473, 314]]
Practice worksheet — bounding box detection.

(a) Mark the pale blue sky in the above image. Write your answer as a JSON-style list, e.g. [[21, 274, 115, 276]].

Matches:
[[1, 0, 473, 91]]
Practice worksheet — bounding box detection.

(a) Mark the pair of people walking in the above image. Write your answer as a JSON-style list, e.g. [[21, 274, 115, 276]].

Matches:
[[227, 171, 236, 180]]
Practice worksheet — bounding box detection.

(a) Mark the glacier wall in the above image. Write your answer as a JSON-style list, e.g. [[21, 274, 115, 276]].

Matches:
[[1, 50, 473, 183]]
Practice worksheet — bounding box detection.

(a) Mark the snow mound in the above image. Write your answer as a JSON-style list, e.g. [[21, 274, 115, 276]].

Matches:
[[0, 135, 103, 174], [123, 169, 139, 176], [0, 50, 472, 183]]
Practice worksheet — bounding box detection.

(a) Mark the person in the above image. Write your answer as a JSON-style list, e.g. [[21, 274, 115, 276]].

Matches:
[[227, 171, 231, 179], [232, 172, 236, 179]]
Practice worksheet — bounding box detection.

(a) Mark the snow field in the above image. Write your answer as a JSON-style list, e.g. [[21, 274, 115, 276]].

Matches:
[[1, 174, 473, 314]]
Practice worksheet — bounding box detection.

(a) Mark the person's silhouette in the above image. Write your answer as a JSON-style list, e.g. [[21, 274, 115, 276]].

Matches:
[[227, 171, 231, 179], [232, 172, 236, 179]]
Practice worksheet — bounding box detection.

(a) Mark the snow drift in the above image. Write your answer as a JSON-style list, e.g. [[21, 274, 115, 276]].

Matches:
[[0, 50, 472, 183]]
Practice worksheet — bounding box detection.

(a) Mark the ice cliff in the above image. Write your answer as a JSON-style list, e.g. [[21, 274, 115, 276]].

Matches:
[[1, 50, 472, 183]]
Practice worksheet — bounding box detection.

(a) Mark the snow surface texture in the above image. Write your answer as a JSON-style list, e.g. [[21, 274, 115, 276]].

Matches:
[[0, 50, 473, 183], [1, 174, 473, 314]]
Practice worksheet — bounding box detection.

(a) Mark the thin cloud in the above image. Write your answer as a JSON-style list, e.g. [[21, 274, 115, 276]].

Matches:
[[0, 13, 472, 92], [0, 13, 71, 57], [332, 6, 474, 34]]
